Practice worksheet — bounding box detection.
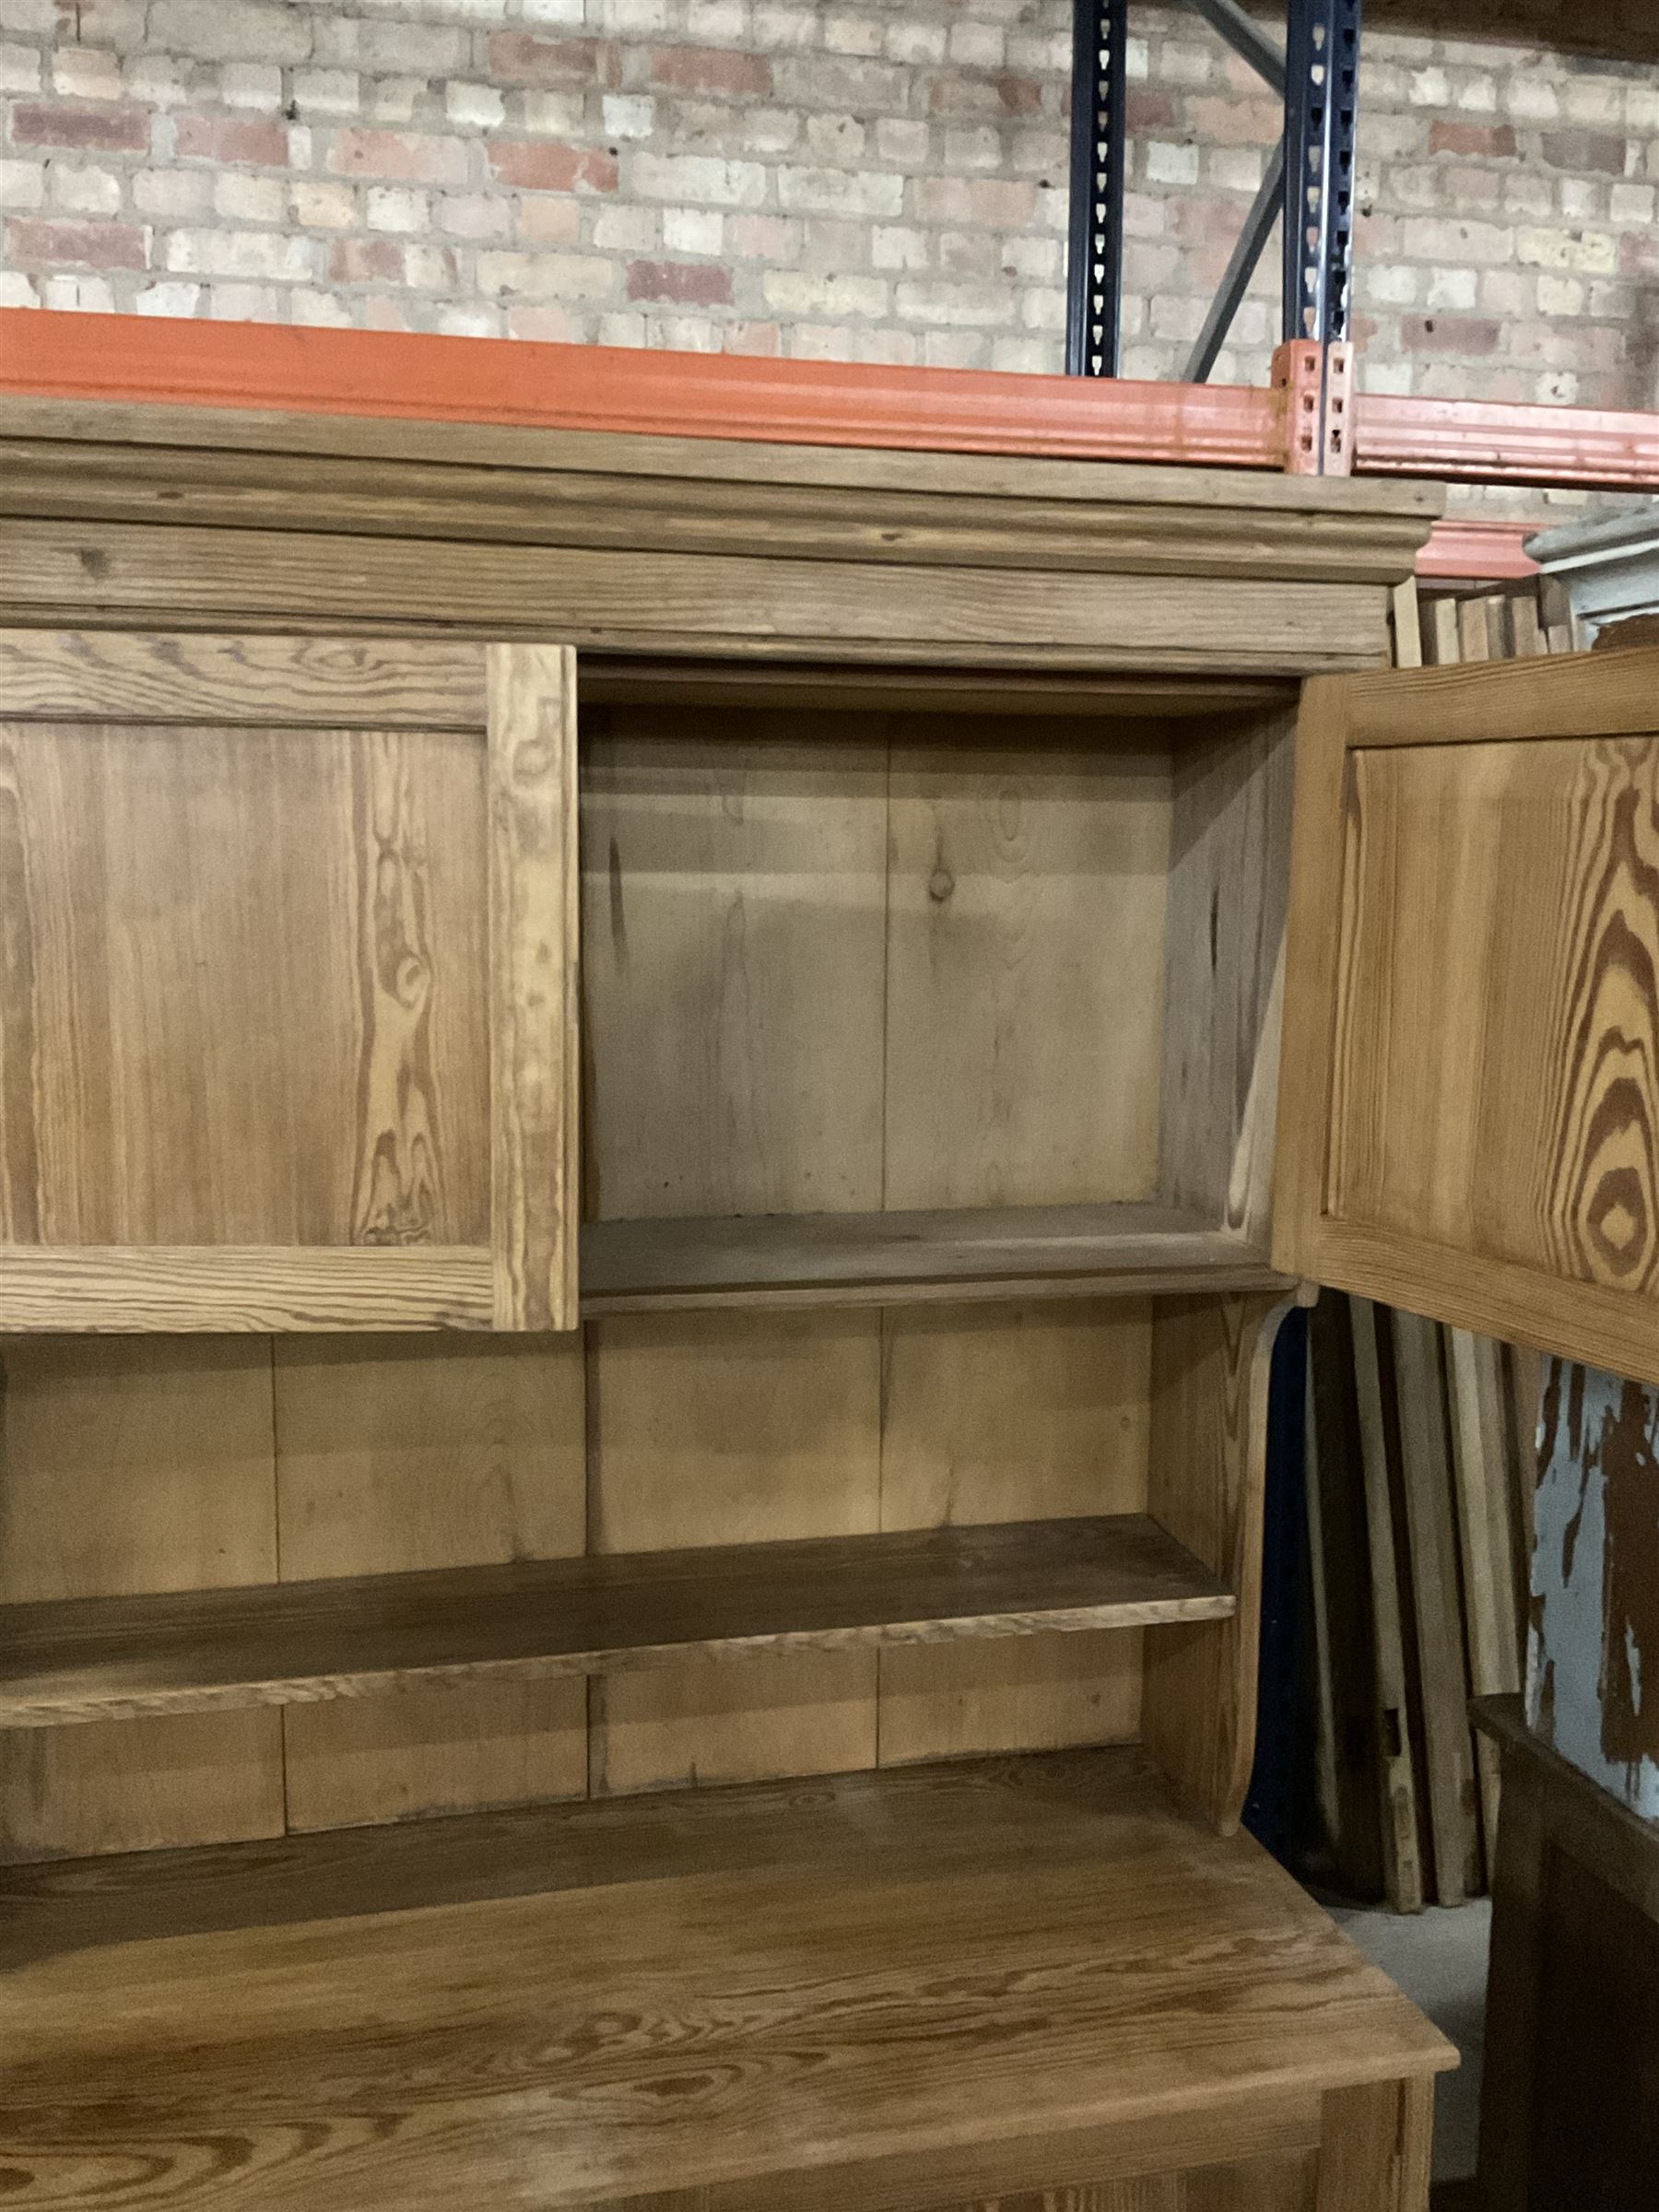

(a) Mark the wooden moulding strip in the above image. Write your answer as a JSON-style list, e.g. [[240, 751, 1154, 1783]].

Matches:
[[0, 1245, 495, 1331], [0, 308, 1288, 466], [0, 1512, 1234, 1726]]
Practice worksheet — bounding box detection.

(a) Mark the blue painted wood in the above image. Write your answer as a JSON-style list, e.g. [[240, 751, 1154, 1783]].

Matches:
[[1530, 1359, 1659, 1818]]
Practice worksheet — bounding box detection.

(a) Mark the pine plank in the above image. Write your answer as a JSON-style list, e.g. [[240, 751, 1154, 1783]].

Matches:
[[1349, 1297, 1426, 1914], [581, 712, 888, 1220], [582, 1204, 1285, 1312], [1390, 1312, 1481, 1904], [0, 1339, 283, 1865], [877, 1301, 1151, 1764], [0, 1747, 1454, 2212], [883, 734, 1169, 1210], [274, 1333, 587, 1834], [0, 1512, 1230, 1732], [488, 642, 580, 1330]]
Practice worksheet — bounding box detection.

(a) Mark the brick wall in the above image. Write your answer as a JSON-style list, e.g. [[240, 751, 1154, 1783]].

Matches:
[[0, 0, 1656, 411]]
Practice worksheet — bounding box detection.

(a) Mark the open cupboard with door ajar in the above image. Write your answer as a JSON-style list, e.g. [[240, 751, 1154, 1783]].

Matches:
[[4, 390, 1658, 2211]]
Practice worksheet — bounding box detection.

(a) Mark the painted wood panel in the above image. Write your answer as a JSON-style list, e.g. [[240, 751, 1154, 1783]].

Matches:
[[274, 1334, 586, 1833], [0, 718, 489, 1251], [877, 1302, 1150, 1763], [588, 1309, 883, 1794], [581, 711, 888, 1220], [883, 733, 1170, 1210], [0, 1338, 282, 1862]]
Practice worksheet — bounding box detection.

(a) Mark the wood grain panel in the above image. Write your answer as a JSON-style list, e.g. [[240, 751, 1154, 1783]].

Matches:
[[0, 629, 488, 727], [0, 1246, 494, 1332], [0, 519, 1395, 674], [582, 712, 887, 1219], [877, 1302, 1151, 1763], [884, 734, 1170, 1209], [0, 1338, 282, 1863], [0, 1747, 1453, 2211], [1159, 710, 1295, 1237], [274, 1334, 585, 1833], [1330, 735, 1659, 1289], [588, 1310, 882, 1794], [0, 717, 488, 1250], [488, 643, 580, 1329], [1142, 1295, 1288, 1832]]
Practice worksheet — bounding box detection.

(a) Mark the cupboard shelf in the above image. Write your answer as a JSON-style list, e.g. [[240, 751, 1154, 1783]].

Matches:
[[0, 1746, 1454, 2207], [581, 1202, 1290, 1313], [0, 1512, 1233, 1728]]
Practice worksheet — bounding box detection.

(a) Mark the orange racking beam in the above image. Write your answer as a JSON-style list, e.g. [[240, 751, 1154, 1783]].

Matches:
[[6, 308, 1651, 580]]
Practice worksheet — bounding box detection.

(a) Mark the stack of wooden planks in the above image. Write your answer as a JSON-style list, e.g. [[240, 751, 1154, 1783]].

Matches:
[[1298, 568, 1574, 1911]]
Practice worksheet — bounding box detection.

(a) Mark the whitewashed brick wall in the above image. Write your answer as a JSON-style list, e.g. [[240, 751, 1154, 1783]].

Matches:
[[1, 0, 1656, 407]]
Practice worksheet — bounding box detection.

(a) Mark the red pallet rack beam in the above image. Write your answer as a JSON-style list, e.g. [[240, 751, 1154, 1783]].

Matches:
[[1356, 392, 1659, 489], [0, 309, 1285, 467]]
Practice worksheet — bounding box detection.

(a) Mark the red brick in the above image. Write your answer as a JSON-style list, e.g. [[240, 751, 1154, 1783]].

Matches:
[[488, 142, 618, 193], [1540, 129, 1627, 176], [648, 46, 771, 97], [926, 76, 1004, 118], [175, 114, 288, 166], [488, 33, 618, 89], [1127, 91, 1178, 133], [6, 217, 147, 268], [327, 130, 467, 184], [626, 257, 735, 304], [1401, 312, 1501, 356], [329, 237, 405, 283], [1430, 121, 1519, 159], [1183, 96, 1281, 148], [10, 101, 149, 153], [995, 74, 1044, 117]]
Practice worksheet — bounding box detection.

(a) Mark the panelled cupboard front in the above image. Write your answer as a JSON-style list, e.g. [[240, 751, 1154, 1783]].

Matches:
[[1, 398, 1622, 2212]]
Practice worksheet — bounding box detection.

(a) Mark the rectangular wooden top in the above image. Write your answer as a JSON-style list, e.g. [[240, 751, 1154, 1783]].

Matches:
[[0, 1747, 1454, 2210]]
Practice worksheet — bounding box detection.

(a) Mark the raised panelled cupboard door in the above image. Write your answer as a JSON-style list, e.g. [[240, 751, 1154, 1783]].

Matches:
[[0, 632, 579, 1332], [1276, 644, 1659, 1389]]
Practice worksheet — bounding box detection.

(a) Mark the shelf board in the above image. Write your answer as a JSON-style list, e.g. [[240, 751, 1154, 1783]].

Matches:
[[0, 1747, 1456, 2209], [582, 1201, 1290, 1313], [0, 1512, 1232, 1728]]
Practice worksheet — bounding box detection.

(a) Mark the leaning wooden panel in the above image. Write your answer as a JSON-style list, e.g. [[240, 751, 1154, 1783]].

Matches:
[[488, 643, 580, 1330], [1276, 643, 1659, 1385]]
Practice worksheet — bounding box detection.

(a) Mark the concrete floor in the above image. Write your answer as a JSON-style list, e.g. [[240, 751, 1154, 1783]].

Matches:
[[1331, 1899, 1492, 2187]]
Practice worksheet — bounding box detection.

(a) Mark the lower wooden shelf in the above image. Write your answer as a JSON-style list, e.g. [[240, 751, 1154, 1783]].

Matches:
[[581, 1201, 1289, 1312], [0, 1747, 1454, 2211], [0, 1512, 1231, 1727]]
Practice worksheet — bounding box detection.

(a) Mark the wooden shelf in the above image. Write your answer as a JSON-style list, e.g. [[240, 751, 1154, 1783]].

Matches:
[[581, 1202, 1289, 1314], [0, 1513, 1232, 1727], [0, 1747, 1455, 2209]]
